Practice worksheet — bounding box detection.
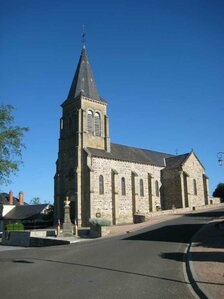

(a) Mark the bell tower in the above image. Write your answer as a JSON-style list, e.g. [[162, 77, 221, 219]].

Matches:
[[54, 43, 110, 225]]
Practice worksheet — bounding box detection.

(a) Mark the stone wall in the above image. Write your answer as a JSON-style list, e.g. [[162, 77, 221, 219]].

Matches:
[[146, 202, 224, 219], [211, 197, 223, 204], [182, 152, 207, 207], [161, 168, 182, 209], [162, 152, 208, 210], [86, 152, 211, 225], [82, 97, 109, 151], [89, 157, 163, 224]]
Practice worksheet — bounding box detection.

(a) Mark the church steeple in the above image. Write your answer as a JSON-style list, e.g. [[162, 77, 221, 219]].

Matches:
[[67, 46, 100, 101], [54, 37, 110, 226]]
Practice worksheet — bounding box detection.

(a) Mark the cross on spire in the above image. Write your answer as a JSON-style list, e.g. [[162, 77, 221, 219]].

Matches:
[[67, 34, 100, 101], [82, 25, 86, 48]]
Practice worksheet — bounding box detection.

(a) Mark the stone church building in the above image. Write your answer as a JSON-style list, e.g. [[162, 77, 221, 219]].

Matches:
[[54, 44, 209, 226]]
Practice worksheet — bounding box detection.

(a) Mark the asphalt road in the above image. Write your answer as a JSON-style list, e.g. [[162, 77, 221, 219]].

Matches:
[[0, 208, 223, 299]]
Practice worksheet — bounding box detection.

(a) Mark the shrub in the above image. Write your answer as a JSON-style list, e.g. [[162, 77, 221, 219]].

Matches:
[[6, 223, 24, 231], [89, 218, 111, 227], [213, 183, 224, 202]]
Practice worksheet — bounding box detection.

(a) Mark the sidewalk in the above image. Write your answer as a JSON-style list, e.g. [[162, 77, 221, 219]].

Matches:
[[105, 213, 180, 236], [78, 213, 181, 239], [187, 219, 224, 299]]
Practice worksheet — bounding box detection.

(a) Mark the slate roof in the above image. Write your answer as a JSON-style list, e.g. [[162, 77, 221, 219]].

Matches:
[[87, 143, 174, 167], [67, 46, 104, 103], [0, 193, 28, 206], [165, 153, 190, 168], [3, 204, 49, 220]]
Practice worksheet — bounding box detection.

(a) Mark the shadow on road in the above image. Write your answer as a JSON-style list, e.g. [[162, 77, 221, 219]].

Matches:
[[160, 251, 224, 263], [123, 224, 202, 243], [185, 211, 224, 219], [123, 219, 224, 249]]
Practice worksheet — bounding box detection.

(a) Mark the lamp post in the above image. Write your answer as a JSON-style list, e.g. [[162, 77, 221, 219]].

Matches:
[[217, 152, 224, 166]]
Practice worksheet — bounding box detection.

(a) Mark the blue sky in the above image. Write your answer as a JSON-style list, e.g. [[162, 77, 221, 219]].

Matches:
[[0, 0, 223, 203]]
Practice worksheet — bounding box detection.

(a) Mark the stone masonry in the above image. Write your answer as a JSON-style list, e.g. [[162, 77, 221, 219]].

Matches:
[[54, 43, 210, 226]]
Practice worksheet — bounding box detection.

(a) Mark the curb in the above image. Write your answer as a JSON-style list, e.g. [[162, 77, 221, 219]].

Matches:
[[185, 222, 216, 299], [186, 241, 208, 299]]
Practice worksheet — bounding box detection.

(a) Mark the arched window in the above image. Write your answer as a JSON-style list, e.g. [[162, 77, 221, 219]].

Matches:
[[140, 179, 144, 197], [87, 110, 93, 134], [193, 179, 197, 195], [121, 177, 126, 196], [99, 175, 104, 194], [155, 180, 159, 197], [95, 112, 101, 136]]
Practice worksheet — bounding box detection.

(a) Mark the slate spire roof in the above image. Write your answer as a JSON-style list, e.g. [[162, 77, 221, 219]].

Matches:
[[67, 46, 100, 101]]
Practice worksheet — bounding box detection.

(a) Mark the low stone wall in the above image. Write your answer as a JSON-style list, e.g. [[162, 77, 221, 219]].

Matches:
[[191, 202, 224, 211], [2, 229, 58, 247], [90, 225, 111, 238], [2, 231, 31, 247], [211, 197, 223, 205], [145, 202, 224, 220], [30, 237, 70, 247], [30, 230, 56, 237]]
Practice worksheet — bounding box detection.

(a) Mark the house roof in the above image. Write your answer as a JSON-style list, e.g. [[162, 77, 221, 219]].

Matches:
[[66, 46, 103, 102], [165, 151, 205, 170], [3, 204, 49, 220], [87, 143, 174, 167], [0, 193, 28, 206], [165, 153, 190, 168]]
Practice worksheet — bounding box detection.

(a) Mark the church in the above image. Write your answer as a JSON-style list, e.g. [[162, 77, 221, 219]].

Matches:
[[54, 42, 209, 226]]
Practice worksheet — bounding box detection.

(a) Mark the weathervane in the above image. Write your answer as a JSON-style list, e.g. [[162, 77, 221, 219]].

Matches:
[[82, 25, 86, 48]]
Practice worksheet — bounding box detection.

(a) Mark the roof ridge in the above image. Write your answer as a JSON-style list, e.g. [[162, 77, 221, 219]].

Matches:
[[111, 142, 174, 156], [165, 152, 189, 160]]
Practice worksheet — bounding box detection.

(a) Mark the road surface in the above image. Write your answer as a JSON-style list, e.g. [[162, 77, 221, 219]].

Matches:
[[0, 208, 223, 299]]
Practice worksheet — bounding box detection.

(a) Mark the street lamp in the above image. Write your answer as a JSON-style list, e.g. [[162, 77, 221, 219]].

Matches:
[[217, 152, 224, 166]]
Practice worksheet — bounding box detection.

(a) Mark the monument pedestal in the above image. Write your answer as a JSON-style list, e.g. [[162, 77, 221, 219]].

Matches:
[[62, 197, 73, 237]]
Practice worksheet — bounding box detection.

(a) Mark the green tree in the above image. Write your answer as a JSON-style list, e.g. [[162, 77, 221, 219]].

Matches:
[[30, 197, 41, 205], [0, 104, 28, 184], [213, 183, 224, 202]]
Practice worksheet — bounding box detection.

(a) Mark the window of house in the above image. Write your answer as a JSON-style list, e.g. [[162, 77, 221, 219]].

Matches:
[[87, 110, 94, 134], [121, 177, 126, 196], [193, 179, 197, 195], [99, 175, 104, 194], [140, 179, 144, 197], [95, 112, 101, 136], [155, 180, 159, 197]]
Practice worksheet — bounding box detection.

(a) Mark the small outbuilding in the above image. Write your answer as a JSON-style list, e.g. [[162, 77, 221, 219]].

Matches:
[[0, 192, 53, 231]]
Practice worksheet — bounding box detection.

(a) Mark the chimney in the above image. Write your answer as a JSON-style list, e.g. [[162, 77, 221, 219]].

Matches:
[[19, 191, 24, 205], [9, 191, 13, 205]]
